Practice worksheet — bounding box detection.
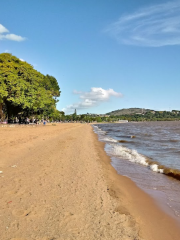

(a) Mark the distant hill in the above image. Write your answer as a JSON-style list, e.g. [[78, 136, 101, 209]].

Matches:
[[106, 108, 153, 116]]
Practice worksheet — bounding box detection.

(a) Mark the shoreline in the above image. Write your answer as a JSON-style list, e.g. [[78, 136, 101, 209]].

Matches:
[[92, 122, 180, 182], [0, 123, 180, 239], [91, 125, 180, 240]]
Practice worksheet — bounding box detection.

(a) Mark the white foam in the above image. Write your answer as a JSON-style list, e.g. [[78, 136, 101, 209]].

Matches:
[[150, 164, 164, 173], [98, 130, 106, 135], [93, 126, 106, 135], [112, 145, 148, 166], [102, 137, 117, 143]]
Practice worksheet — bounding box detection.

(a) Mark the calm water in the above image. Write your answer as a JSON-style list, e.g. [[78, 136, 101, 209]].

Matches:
[[93, 121, 180, 223]]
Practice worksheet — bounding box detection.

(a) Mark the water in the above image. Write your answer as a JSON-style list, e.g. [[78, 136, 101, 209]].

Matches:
[[93, 121, 180, 223]]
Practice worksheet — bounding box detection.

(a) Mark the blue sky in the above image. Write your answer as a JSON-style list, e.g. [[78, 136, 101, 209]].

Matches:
[[0, 0, 180, 114]]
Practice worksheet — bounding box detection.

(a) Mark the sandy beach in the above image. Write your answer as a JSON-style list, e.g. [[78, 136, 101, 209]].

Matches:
[[0, 123, 180, 240]]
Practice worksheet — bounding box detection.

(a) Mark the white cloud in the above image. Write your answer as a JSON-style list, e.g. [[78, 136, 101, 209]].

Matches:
[[19, 58, 25, 62], [0, 24, 8, 33], [3, 34, 26, 42], [105, 0, 180, 47], [63, 87, 122, 113], [0, 24, 26, 42]]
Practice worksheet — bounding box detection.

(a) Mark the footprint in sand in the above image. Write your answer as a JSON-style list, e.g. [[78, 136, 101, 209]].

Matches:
[[12, 209, 31, 217], [59, 212, 82, 236], [14, 178, 22, 183], [10, 221, 20, 229], [6, 189, 19, 195], [16, 188, 32, 198]]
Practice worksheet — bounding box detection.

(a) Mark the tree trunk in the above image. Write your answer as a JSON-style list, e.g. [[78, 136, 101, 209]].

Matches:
[[0, 103, 3, 121]]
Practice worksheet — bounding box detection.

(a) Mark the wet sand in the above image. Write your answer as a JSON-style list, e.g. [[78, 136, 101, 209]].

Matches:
[[0, 123, 180, 240]]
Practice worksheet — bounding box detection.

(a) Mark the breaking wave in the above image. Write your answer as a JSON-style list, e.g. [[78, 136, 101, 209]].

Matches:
[[118, 140, 135, 143], [93, 125, 117, 142], [111, 145, 149, 166], [103, 137, 117, 143], [93, 125, 106, 135], [109, 144, 180, 181], [93, 124, 180, 181]]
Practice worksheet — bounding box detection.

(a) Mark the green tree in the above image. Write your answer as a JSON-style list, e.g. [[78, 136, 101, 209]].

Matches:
[[43, 74, 61, 100], [0, 53, 61, 120], [96, 117, 102, 122]]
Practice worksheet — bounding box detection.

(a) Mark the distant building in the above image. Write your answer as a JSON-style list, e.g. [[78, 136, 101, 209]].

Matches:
[[118, 120, 128, 123], [85, 113, 110, 117]]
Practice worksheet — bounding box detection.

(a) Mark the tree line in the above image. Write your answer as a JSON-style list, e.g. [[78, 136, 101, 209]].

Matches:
[[63, 110, 180, 123], [0, 53, 63, 123], [116, 111, 180, 122]]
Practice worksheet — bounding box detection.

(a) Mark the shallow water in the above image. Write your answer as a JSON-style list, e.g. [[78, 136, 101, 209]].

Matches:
[[93, 122, 180, 223]]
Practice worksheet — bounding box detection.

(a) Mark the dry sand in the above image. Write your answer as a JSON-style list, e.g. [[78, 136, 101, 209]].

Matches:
[[0, 123, 180, 240]]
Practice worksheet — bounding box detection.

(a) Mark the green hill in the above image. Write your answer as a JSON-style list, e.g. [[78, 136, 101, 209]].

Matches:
[[106, 108, 153, 116]]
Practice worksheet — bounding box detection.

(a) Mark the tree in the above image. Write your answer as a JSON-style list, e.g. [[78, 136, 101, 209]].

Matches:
[[0, 53, 61, 120], [43, 74, 61, 100], [96, 117, 102, 122]]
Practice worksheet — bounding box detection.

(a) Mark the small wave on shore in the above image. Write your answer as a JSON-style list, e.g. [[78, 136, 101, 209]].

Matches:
[[111, 144, 148, 166], [93, 125, 106, 135], [118, 140, 135, 143], [93, 124, 180, 181], [93, 125, 117, 143], [109, 143, 180, 181]]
